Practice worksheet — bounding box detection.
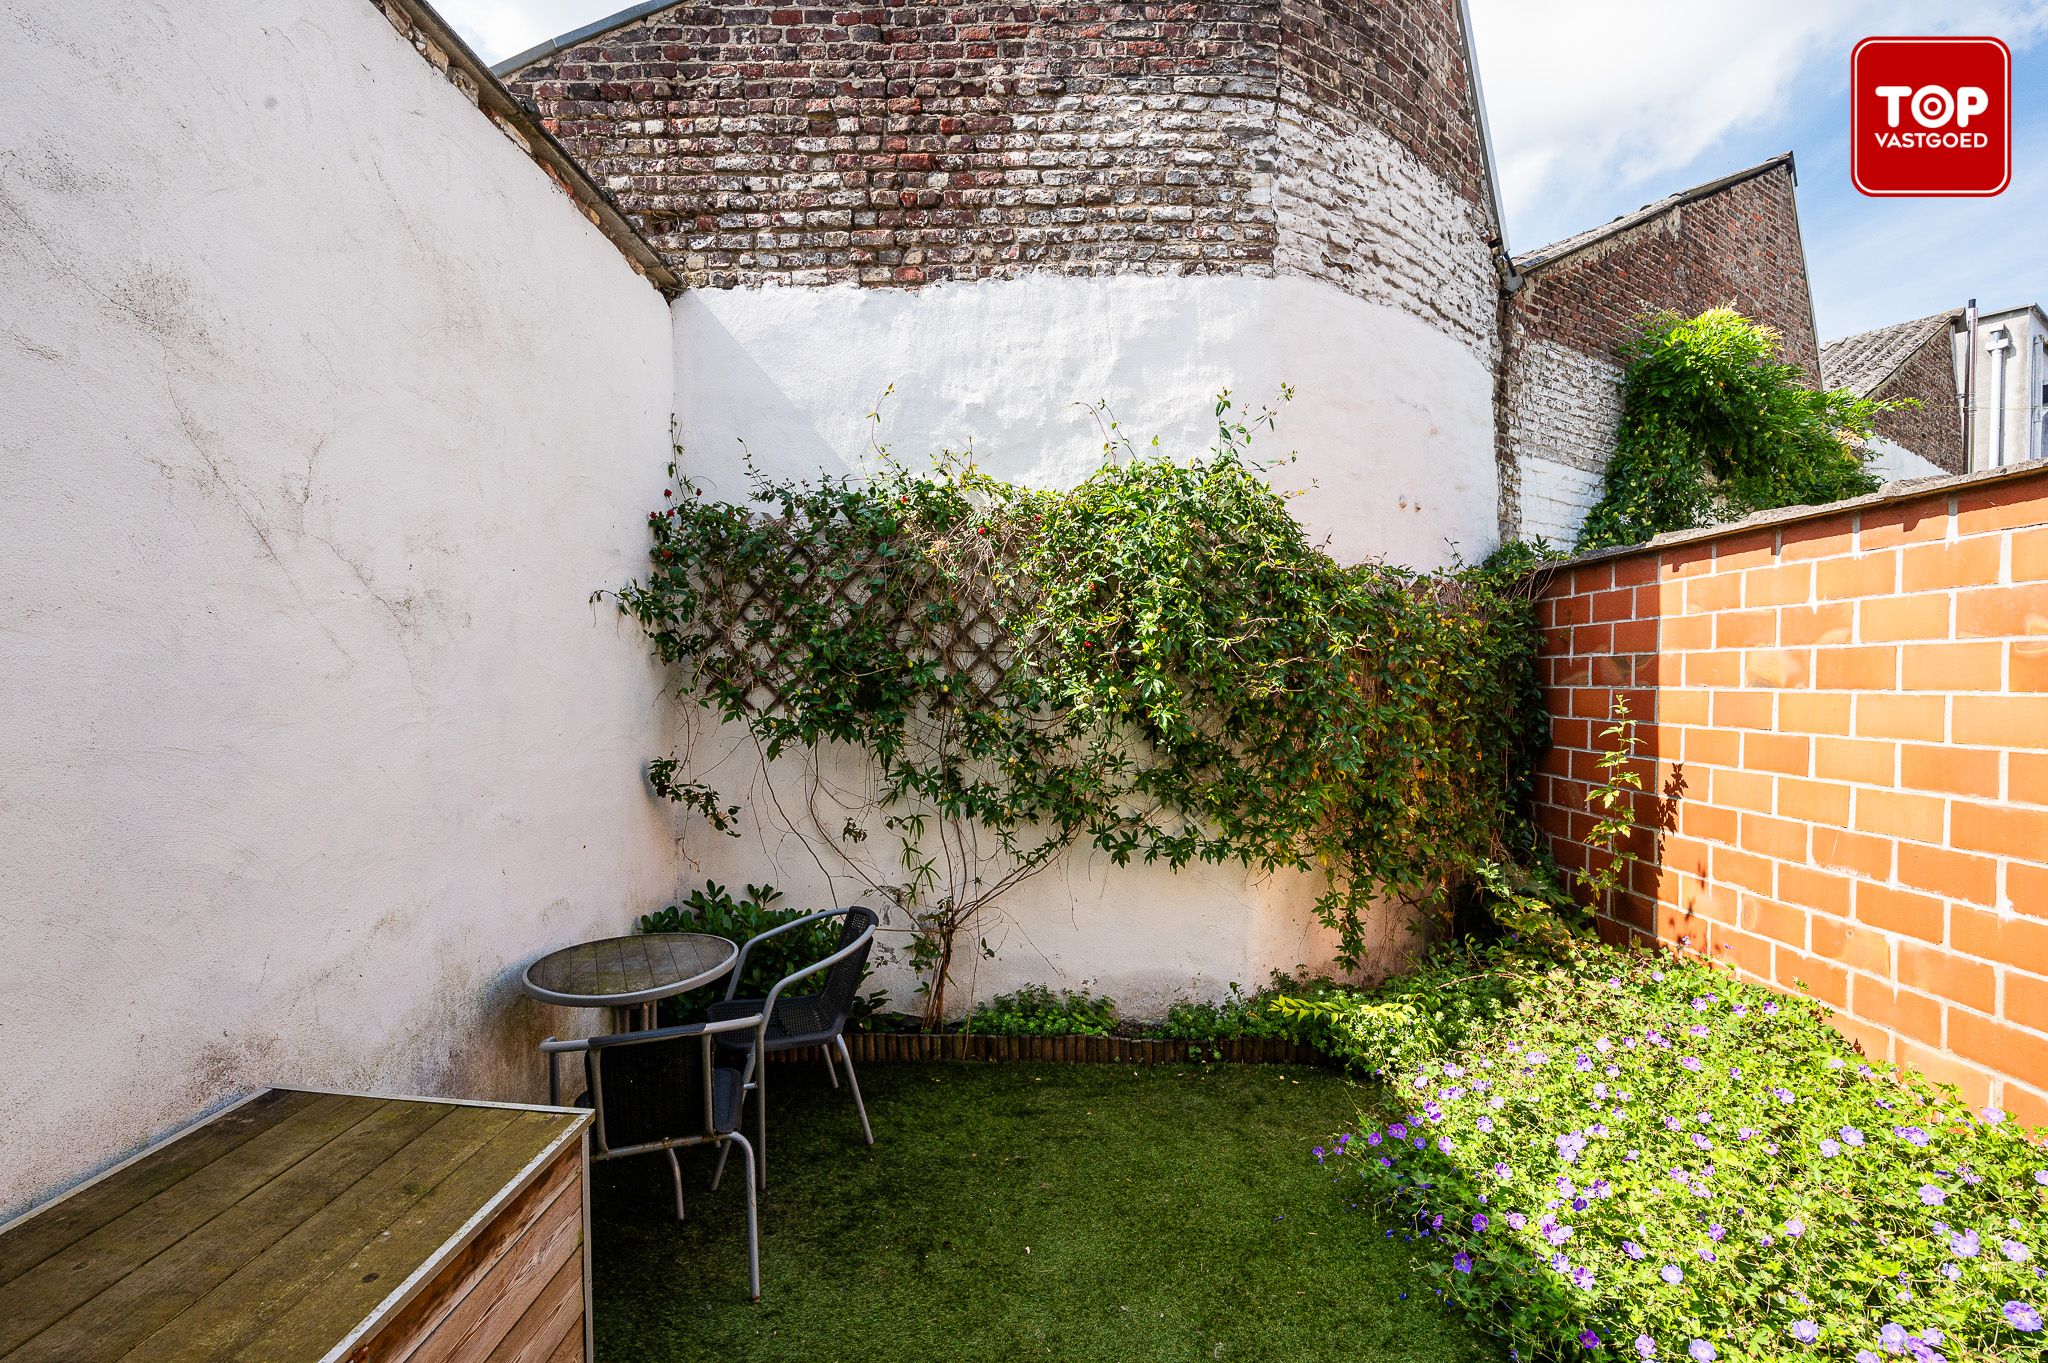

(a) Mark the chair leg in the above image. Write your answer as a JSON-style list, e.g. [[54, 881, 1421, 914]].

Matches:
[[665, 1148, 686, 1221], [822, 1046, 839, 1088], [836, 1034, 874, 1146], [710, 1142, 730, 1192], [728, 1134, 761, 1302], [756, 1061, 769, 1190]]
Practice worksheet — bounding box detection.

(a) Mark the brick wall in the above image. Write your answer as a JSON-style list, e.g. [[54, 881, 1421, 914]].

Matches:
[[1870, 328, 1967, 475], [503, 1, 1497, 334], [1501, 159, 1819, 541], [1535, 467, 2048, 1124]]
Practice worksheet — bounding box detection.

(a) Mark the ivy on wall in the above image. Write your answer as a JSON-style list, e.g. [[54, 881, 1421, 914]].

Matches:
[[611, 398, 1554, 1019], [1576, 308, 1898, 551]]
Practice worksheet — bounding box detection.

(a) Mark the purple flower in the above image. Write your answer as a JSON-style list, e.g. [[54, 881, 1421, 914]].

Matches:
[[1581, 1330, 1602, 1350], [1493, 1162, 1512, 1181], [1772, 1087, 1795, 1103], [1541, 1218, 1573, 1246], [2003, 1301, 2042, 1332], [1880, 1323, 1909, 1353], [1953, 1229, 1980, 1258], [1571, 1266, 1596, 1290], [1679, 1056, 1702, 1072], [1636, 1335, 1656, 1359], [1476, 1116, 1494, 1133], [1708, 1223, 1726, 1242], [1622, 1239, 1645, 1260], [1437, 1136, 1454, 1153], [1981, 1106, 2007, 1125], [1367, 1131, 1382, 1146], [1689, 1340, 1716, 1363], [2001, 1238, 2030, 1262], [1820, 1139, 1842, 1158], [1786, 1217, 1805, 1237], [1660, 1264, 1684, 1284], [1556, 1133, 1589, 1164], [2036, 1171, 2048, 1186], [1841, 1126, 1865, 1147], [1698, 1247, 1716, 1263], [1506, 1213, 1527, 1230], [1473, 1213, 1490, 1233], [1919, 1185, 1946, 1206], [1857, 1353, 1880, 1363], [1313, 1146, 1326, 1162], [1389, 1122, 1408, 1139], [1791, 1321, 1819, 1344], [1896, 1126, 1930, 1146], [1452, 1251, 1473, 1273]]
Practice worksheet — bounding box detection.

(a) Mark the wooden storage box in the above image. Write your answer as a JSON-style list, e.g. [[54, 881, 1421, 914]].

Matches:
[[0, 1087, 592, 1363]]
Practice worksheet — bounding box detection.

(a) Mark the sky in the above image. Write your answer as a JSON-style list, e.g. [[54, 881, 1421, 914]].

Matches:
[[442, 0, 2048, 342]]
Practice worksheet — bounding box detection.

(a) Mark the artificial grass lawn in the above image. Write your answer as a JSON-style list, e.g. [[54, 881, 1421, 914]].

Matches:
[[589, 1061, 1491, 1363]]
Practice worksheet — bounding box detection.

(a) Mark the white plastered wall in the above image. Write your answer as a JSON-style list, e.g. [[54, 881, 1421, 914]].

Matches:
[[1508, 340, 1627, 546], [668, 271, 1498, 1011], [0, 0, 678, 1216]]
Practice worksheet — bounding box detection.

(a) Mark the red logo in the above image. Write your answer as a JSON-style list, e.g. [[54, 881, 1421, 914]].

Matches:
[[1852, 36, 2010, 196]]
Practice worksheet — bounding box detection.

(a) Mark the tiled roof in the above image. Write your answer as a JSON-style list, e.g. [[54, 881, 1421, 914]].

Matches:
[[1512, 153, 1796, 273], [1819, 310, 1959, 398]]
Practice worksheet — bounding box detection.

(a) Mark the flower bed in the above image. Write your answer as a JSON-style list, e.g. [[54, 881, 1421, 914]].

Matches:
[[1323, 948, 2047, 1362]]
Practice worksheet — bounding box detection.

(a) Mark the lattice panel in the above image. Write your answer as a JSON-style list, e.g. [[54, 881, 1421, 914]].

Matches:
[[692, 519, 1028, 712]]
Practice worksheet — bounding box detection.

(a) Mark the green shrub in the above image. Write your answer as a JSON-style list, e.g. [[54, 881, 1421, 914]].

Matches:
[[639, 881, 883, 1022], [1144, 981, 1294, 1044], [1578, 308, 1891, 551], [1323, 945, 2048, 1361], [962, 986, 1118, 1038]]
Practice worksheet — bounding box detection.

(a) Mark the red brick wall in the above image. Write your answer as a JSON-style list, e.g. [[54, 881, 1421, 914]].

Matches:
[[1871, 328, 1966, 475], [1535, 468, 2048, 1126], [503, 1, 1491, 293], [1509, 160, 1820, 378]]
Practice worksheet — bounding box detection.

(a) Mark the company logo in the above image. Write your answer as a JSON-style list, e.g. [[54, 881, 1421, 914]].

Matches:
[[1852, 36, 2011, 196]]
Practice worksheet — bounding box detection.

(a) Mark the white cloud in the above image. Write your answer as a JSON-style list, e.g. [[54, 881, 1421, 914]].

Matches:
[[439, 0, 625, 64], [1465, 0, 2048, 250]]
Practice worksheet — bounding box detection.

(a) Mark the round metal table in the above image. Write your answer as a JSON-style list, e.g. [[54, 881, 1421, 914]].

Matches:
[[521, 932, 738, 1032]]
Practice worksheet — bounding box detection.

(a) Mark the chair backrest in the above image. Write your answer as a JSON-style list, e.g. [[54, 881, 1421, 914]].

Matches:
[[584, 1031, 716, 1155], [814, 906, 879, 1032]]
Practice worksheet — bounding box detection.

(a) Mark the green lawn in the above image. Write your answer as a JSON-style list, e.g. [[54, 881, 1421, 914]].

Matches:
[[589, 1061, 1492, 1363]]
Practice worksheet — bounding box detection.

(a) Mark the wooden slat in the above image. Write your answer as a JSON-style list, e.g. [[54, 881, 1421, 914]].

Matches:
[[115, 1104, 521, 1363], [544, 1321, 583, 1363], [379, 1157, 582, 1363], [3, 1100, 452, 1361], [0, 1089, 315, 1289], [223, 1115, 578, 1363], [483, 1251, 582, 1363], [0, 1093, 383, 1356]]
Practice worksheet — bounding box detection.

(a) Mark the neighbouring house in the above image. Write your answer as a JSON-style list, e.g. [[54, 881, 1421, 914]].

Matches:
[[1819, 302, 2048, 482], [1819, 309, 1967, 482], [1968, 302, 2048, 471], [1496, 153, 1823, 546]]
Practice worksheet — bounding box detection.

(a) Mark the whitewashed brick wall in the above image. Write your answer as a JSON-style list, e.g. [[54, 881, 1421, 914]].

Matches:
[[1507, 339, 1626, 544]]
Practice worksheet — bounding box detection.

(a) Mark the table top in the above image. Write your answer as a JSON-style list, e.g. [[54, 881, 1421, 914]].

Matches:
[[0, 1087, 588, 1363], [521, 931, 737, 1008]]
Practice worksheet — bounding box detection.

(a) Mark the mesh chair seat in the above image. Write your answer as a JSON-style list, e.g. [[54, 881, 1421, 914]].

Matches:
[[707, 994, 833, 1049], [573, 1038, 749, 1147]]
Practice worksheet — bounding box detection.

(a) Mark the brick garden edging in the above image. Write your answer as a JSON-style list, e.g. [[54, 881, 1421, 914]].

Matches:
[[765, 1033, 1321, 1067]]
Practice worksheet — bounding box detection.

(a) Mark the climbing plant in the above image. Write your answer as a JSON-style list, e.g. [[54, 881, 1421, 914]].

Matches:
[[610, 396, 1551, 1022], [1577, 308, 1897, 551]]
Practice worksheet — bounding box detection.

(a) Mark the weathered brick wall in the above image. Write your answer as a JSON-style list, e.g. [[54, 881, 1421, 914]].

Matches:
[[1870, 328, 1967, 475], [504, 1, 1498, 349], [1501, 160, 1819, 541], [1535, 468, 2048, 1125]]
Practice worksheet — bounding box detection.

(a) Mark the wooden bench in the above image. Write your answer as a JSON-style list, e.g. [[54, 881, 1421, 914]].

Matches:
[[0, 1088, 592, 1363]]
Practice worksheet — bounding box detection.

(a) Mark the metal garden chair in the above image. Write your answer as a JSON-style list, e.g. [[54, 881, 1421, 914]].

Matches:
[[541, 1011, 764, 1300], [706, 906, 879, 1189]]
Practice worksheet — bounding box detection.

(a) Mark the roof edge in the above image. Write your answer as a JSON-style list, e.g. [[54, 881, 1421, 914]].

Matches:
[[1513, 152, 1798, 274], [491, 0, 675, 78], [372, 0, 679, 296], [1851, 310, 1964, 400], [1540, 457, 2048, 574]]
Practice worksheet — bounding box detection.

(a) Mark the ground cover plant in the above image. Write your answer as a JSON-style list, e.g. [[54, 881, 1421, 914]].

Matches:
[[961, 985, 1119, 1037], [589, 1062, 1489, 1363], [1324, 946, 2048, 1362]]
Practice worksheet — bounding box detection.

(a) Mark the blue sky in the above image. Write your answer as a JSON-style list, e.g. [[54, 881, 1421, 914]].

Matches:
[[444, 0, 2048, 342]]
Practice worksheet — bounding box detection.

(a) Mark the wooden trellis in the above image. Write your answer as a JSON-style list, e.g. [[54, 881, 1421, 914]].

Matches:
[[690, 518, 1030, 711]]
